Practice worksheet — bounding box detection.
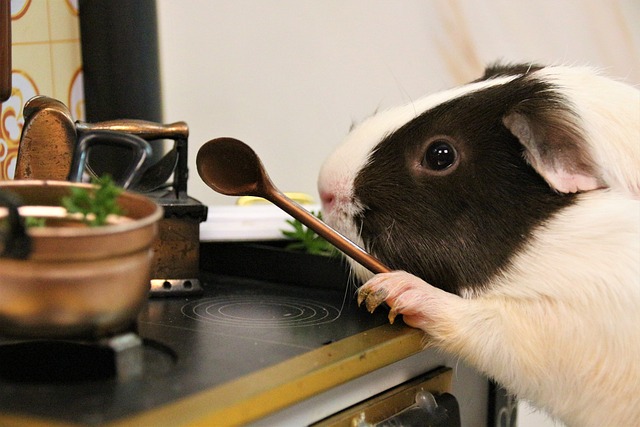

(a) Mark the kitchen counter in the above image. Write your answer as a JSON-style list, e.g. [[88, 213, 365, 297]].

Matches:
[[0, 244, 491, 426]]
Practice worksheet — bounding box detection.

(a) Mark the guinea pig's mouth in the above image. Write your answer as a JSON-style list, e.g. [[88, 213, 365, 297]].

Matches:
[[321, 202, 366, 243]]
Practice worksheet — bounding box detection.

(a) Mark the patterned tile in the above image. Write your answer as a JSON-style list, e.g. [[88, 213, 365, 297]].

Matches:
[[1, 0, 84, 180]]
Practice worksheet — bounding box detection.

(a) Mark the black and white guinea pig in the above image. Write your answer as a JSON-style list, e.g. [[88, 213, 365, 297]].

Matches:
[[318, 63, 640, 427]]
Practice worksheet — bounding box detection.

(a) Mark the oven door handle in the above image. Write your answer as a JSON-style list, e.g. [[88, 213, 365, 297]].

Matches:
[[370, 392, 461, 427]]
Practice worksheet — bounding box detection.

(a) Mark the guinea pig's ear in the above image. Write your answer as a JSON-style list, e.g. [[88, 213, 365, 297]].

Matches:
[[502, 111, 605, 193]]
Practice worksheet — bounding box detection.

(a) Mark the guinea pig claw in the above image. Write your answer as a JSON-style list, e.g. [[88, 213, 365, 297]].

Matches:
[[364, 288, 388, 313], [357, 288, 368, 307], [388, 308, 398, 324]]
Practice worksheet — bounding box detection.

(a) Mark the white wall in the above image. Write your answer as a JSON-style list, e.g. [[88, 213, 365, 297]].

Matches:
[[156, 1, 638, 425], [157, 0, 639, 207]]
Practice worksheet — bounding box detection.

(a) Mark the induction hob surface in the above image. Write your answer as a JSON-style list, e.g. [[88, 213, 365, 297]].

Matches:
[[0, 272, 389, 425]]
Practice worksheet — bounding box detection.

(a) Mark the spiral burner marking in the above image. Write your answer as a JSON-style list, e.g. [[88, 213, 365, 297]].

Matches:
[[182, 296, 341, 328]]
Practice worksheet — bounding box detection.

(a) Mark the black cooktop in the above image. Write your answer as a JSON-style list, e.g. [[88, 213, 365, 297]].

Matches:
[[0, 271, 389, 425]]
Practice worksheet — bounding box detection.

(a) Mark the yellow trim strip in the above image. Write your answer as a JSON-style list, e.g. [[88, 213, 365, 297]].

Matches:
[[0, 414, 77, 427]]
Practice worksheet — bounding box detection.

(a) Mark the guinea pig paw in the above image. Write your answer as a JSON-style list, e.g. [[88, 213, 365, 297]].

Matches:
[[358, 271, 439, 327], [357, 272, 415, 320]]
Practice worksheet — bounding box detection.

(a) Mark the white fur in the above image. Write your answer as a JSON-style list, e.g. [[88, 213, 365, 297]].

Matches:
[[363, 192, 640, 427], [319, 66, 640, 426]]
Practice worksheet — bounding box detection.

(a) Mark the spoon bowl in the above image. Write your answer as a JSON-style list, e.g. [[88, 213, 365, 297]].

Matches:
[[196, 137, 265, 197], [196, 138, 390, 274]]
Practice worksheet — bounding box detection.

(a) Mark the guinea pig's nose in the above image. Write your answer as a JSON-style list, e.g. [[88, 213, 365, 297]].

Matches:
[[320, 190, 336, 213]]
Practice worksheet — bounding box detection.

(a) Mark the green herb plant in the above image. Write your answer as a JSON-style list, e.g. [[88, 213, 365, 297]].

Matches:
[[24, 216, 46, 228], [281, 211, 338, 257], [61, 175, 124, 227]]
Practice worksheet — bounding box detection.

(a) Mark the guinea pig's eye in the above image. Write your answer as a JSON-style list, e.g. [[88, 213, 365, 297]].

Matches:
[[422, 140, 457, 171]]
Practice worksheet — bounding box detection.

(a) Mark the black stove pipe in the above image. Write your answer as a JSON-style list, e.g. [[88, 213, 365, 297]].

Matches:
[[78, 0, 163, 174], [78, 0, 162, 123]]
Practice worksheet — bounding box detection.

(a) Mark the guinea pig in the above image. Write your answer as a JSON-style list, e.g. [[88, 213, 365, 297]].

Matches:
[[317, 63, 640, 427]]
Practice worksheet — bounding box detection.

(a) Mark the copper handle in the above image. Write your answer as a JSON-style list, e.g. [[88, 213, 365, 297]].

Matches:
[[67, 130, 153, 189], [0, 0, 11, 102], [76, 119, 188, 140], [0, 189, 31, 259]]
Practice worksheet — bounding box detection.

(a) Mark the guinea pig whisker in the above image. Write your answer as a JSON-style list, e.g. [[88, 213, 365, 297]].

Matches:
[[386, 65, 416, 116], [384, 220, 397, 246]]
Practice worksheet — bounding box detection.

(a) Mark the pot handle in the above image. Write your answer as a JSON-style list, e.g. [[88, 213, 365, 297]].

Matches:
[[67, 130, 153, 189], [0, 190, 31, 259]]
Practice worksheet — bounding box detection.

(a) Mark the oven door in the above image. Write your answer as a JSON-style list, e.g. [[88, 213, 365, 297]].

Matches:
[[313, 366, 460, 427]]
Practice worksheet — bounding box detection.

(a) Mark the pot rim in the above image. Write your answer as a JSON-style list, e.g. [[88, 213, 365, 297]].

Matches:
[[0, 180, 163, 237]]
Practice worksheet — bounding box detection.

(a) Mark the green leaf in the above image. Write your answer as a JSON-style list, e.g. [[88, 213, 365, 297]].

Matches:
[[61, 175, 124, 227], [24, 216, 46, 228], [280, 210, 338, 257]]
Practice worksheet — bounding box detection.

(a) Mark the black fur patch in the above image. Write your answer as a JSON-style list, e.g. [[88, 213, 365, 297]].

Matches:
[[353, 71, 577, 294]]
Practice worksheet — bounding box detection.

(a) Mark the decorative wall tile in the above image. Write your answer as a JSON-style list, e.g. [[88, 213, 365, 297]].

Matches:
[[0, 0, 84, 180], [11, 43, 53, 94], [10, 0, 49, 44], [48, 0, 79, 41]]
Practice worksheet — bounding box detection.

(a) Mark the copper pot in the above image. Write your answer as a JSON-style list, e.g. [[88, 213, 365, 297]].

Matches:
[[0, 180, 162, 338]]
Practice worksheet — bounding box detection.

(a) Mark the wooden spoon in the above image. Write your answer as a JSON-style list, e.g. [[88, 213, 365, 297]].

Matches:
[[196, 137, 390, 274]]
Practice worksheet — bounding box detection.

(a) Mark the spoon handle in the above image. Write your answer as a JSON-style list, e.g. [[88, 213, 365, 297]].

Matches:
[[268, 190, 391, 274]]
